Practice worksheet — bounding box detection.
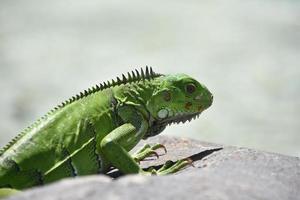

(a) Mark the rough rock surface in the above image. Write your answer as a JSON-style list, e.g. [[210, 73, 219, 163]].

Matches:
[[7, 136, 300, 200]]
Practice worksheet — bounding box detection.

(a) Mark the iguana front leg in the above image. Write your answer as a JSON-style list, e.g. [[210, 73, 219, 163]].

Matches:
[[100, 123, 145, 174], [99, 123, 192, 175], [99, 104, 193, 175]]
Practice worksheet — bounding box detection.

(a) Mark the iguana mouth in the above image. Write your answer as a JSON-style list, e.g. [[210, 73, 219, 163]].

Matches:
[[160, 112, 201, 125], [145, 112, 201, 138]]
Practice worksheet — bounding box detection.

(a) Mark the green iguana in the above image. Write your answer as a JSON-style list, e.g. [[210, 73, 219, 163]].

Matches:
[[0, 67, 213, 197]]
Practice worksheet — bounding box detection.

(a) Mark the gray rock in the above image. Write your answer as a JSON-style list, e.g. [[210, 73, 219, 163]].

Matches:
[[7, 136, 300, 200]]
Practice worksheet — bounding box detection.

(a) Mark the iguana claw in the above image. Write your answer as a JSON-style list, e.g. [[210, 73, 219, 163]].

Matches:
[[133, 143, 167, 162], [143, 158, 194, 175]]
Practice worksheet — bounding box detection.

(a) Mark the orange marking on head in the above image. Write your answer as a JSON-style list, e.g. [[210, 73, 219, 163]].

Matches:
[[185, 102, 192, 110], [198, 105, 203, 111]]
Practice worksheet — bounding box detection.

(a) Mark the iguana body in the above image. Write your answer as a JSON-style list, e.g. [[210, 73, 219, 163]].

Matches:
[[0, 67, 213, 195]]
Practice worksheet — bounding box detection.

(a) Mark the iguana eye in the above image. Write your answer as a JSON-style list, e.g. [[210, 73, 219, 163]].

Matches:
[[186, 83, 196, 94]]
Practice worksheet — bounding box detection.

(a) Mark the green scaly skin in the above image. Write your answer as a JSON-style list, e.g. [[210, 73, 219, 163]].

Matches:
[[0, 67, 213, 197]]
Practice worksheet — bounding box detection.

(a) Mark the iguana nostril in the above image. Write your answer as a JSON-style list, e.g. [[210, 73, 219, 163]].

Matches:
[[209, 94, 213, 105]]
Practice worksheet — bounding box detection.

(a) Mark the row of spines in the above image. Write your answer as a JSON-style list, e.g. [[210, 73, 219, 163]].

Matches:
[[0, 67, 162, 156]]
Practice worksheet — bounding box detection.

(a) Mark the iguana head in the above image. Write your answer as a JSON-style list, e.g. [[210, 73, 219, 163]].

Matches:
[[145, 73, 213, 137]]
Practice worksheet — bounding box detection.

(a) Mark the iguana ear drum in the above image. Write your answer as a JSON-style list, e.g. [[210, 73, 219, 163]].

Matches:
[[158, 109, 168, 119]]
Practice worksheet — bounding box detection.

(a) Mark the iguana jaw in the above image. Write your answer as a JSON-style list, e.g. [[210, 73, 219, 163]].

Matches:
[[161, 112, 201, 125], [145, 111, 201, 138]]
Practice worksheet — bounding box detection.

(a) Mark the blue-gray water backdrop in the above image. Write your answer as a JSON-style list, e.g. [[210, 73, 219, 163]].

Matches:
[[0, 0, 299, 156]]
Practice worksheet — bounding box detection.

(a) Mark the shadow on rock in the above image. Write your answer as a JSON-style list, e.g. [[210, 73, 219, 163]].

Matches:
[[108, 147, 223, 178]]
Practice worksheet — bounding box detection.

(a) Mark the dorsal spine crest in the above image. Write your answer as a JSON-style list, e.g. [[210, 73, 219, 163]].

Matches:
[[0, 67, 162, 156], [58, 66, 162, 109]]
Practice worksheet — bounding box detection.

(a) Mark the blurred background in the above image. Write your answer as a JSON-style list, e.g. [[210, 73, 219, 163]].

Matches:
[[0, 0, 299, 157]]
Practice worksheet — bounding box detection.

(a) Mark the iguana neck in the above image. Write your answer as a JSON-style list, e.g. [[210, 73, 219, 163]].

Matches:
[[122, 80, 162, 139], [122, 79, 159, 115]]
